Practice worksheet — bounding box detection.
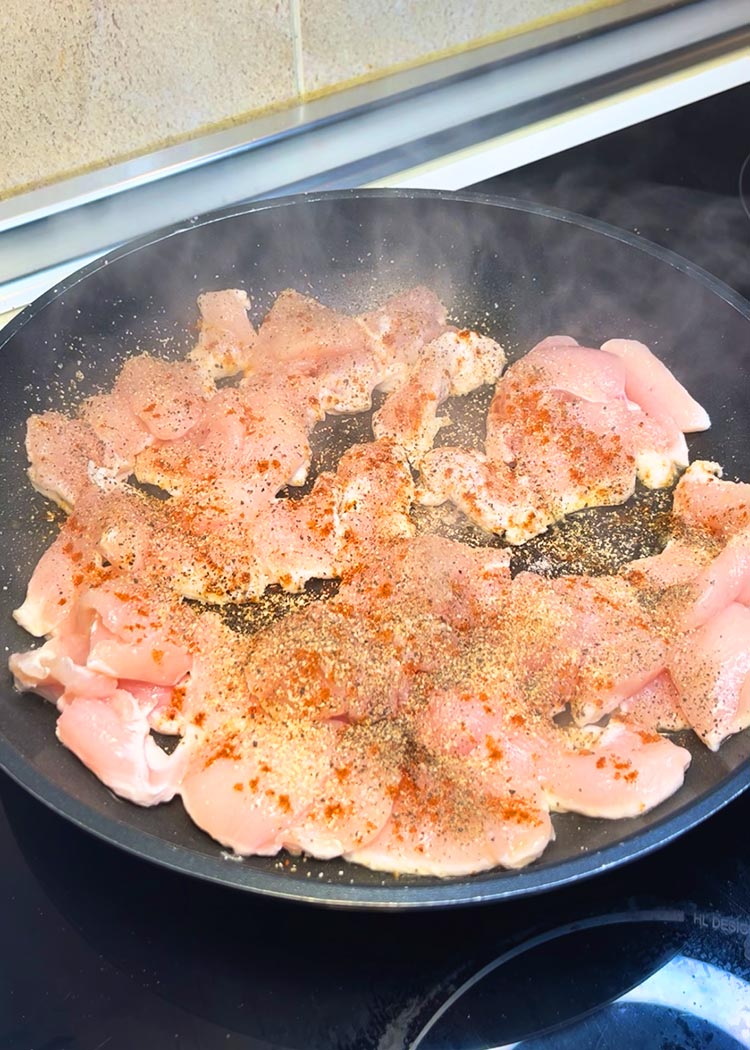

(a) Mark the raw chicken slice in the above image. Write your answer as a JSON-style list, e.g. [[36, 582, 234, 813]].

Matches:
[[539, 719, 691, 818], [162, 464, 342, 599], [180, 717, 341, 856], [56, 689, 189, 805], [509, 336, 627, 405], [282, 723, 402, 859], [171, 612, 252, 735], [551, 575, 667, 725], [420, 335, 704, 543], [668, 602, 750, 750], [600, 338, 711, 432], [13, 490, 113, 637], [10, 631, 115, 706], [81, 391, 153, 475], [683, 528, 750, 629], [244, 601, 406, 725], [134, 382, 312, 498], [14, 532, 88, 638], [83, 615, 192, 688], [357, 285, 449, 389], [418, 449, 546, 543], [26, 413, 106, 510], [334, 440, 415, 564], [346, 758, 553, 876], [247, 475, 342, 593], [489, 340, 683, 501], [372, 329, 505, 462], [189, 289, 257, 379], [339, 533, 512, 634], [672, 461, 750, 542], [622, 539, 715, 638], [617, 672, 690, 732], [118, 354, 209, 441], [249, 289, 382, 413]]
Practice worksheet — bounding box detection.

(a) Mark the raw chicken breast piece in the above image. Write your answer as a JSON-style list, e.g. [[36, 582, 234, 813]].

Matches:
[[683, 528, 750, 629], [539, 720, 691, 818], [617, 672, 690, 732], [600, 338, 710, 432], [119, 354, 209, 441], [668, 601, 750, 750], [334, 439, 415, 562], [419, 335, 703, 543], [81, 391, 153, 475], [10, 631, 116, 706], [190, 289, 257, 378], [358, 285, 449, 389], [134, 382, 312, 498], [181, 718, 341, 856], [26, 413, 106, 510], [373, 328, 505, 462], [346, 756, 553, 876], [56, 689, 189, 806], [249, 289, 382, 413], [672, 461, 750, 542], [282, 723, 402, 859], [551, 575, 667, 725]]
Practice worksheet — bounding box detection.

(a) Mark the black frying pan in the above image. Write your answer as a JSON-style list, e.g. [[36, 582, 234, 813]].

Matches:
[[1, 189, 749, 908]]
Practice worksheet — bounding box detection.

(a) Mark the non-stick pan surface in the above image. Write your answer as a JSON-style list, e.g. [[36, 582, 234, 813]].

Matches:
[[1, 189, 749, 908]]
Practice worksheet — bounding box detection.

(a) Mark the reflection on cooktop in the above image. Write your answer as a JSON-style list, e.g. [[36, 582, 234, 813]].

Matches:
[[413, 930, 750, 1049]]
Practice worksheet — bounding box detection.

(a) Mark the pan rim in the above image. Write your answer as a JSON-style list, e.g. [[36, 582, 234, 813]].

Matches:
[[2, 186, 749, 909]]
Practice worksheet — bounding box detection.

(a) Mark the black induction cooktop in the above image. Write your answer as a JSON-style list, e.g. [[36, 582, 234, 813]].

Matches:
[[3, 81, 750, 1050]]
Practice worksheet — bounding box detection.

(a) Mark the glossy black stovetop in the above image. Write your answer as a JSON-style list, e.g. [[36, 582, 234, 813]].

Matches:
[[3, 81, 750, 1050]]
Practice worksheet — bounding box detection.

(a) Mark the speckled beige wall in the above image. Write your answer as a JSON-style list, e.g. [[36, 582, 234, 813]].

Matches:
[[0, 0, 297, 198], [0, 0, 624, 201], [298, 0, 616, 95]]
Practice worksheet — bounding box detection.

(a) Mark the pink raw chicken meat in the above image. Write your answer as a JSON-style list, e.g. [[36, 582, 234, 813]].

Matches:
[[417, 665, 690, 822], [247, 290, 381, 414], [550, 575, 667, 725], [538, 720, 691, 818], [13, 508, 102, 637], [617, 672, 690, 732], [118, 354, 209, 442], [283, 723, 401, 859], [245, 286, 448, 414], [180, 717, 342, 856], [419, 335, 706, 543], [81, 390, 152, 475], [373, 328, 506, 463], [57, 689, 189, 806], [134, 382, 313, 498], [25, 413, 106, 511], [25, 353, 209, 511], [672, 460, 750, 541], [80, 584, 192, 687], [600, 338, 710, 432], [346, 759, 554, 876], [357, 285, 449, 388], [334, 439, 416, 561], [682, 528, 750, 630], [668, 602, 750, 750], [10, 631, 114, 706], [84, 352, 209, 470], [189, 289, 257, 379]]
